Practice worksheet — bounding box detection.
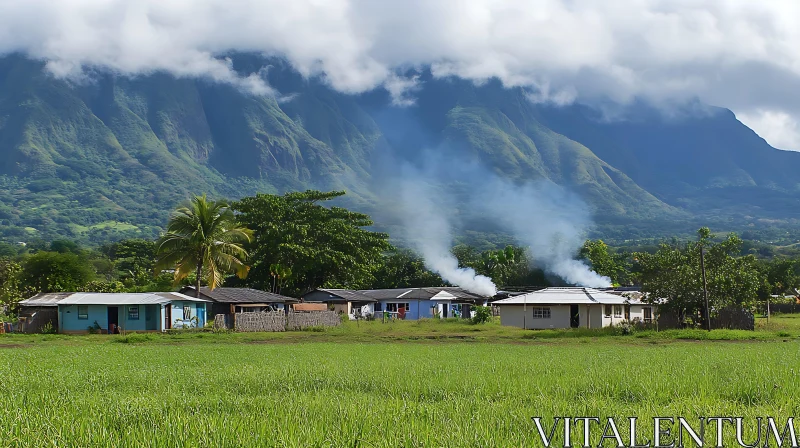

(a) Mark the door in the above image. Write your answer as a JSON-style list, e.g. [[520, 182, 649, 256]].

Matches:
[[107, 306, 119, 334], [164, 305, 171, 330], [570, 305, 579, 328], [625, 305, 631, 321], [442, 304, 448, 318], [145, 305, 157, 331]]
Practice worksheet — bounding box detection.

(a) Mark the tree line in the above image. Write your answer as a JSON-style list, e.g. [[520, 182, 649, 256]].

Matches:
[[1, 190, 798, 325]]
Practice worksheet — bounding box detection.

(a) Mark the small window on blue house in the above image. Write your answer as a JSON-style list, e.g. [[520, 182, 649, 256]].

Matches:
[[128, 306, 139, 320], [183, 306, 192, 320], [78, 305, 88, 320]]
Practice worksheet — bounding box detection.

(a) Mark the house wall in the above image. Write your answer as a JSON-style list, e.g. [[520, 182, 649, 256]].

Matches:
[[59, 302, 206, 333], [498, 305, 572, 329], [168, 301, 206, 328], [60, 304, 109, 333], [375, 299, 437, 320]]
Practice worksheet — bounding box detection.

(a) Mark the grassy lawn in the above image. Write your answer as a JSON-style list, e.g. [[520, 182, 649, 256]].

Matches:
[[0, 339, 798, 447]]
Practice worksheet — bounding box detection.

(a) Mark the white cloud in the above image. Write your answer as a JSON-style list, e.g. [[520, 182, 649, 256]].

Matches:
[[737, 109, 800, 151], [1, 0, 800, 117]]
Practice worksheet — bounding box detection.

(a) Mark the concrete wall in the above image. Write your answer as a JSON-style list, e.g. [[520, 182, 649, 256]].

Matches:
[[498, 305, 573, 329]]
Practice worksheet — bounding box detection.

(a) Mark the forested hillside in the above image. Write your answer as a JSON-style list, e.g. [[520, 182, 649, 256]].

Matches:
[[1, 54, 799, 245]]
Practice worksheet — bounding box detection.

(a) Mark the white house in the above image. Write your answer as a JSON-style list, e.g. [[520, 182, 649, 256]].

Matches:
[[492, 287, 656, 329]]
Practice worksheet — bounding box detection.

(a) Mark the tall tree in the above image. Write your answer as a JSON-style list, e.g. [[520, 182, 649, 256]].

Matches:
[[155, 195, 252, 297], [0, 258, 27, 305], [635, 228, 761, 327], [372, 249, 444, 289], [580, 239, 629, 285], [19, 252, 94, 293], [234, 190, 391, 295]]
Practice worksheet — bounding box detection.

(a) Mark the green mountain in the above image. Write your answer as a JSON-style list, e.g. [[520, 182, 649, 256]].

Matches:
[[0, 54, 797, 244]]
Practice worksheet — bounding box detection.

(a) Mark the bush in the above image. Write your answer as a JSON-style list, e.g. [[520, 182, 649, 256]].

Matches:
[[40, 322, 56, 334], [86, 321, 101, 334], [616, 321, 635, 335], [470, 306, 492, 324]]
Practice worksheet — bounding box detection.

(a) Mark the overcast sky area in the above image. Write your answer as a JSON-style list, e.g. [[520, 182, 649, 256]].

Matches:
[[1, 0, 800, 150]]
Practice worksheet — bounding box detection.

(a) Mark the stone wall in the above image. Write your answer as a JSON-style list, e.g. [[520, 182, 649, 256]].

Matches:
[[214, 311, 341, 332], [286, 311, 340, 330], [234, 311, 287, 332]]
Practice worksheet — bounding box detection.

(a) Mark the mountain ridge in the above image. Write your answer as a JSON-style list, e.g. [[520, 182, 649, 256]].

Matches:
[[0, 54, 797, 244]]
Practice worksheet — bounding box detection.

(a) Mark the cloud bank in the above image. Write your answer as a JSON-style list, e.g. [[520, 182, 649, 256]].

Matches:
[[1, 0, 800, 148]]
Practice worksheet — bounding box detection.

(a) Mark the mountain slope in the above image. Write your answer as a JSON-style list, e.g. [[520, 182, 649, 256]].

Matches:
[[1, 54, 799, 244], [533, 101, 800, 219]]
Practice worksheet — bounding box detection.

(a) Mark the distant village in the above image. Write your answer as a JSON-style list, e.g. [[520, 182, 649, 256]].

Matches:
[[16, 284, 661, 334]]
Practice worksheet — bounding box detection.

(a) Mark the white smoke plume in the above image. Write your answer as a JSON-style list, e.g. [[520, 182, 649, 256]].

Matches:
[[392, 170, 497, 297], [473, 175, 611, 288]]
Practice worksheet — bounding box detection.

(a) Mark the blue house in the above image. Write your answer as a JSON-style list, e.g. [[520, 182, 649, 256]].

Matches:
[[56, 292, 210, 334], [302, 287, 489, 320]]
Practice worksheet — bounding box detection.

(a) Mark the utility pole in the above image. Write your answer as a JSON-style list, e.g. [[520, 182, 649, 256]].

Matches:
[[700, 245, 711, 331]]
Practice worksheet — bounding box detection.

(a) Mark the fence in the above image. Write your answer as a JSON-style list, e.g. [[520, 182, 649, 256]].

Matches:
[[214, 311, 341, 332], [656, 307, 755, 330]]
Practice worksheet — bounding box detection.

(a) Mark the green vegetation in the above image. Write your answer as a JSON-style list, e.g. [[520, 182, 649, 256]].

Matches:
[[233, 190, 392, 295], [0, 334, 797, 446], [3, 55, 800, 247], [155, 195, 252, 295]]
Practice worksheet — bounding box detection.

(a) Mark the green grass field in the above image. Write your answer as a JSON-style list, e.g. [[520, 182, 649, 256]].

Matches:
[[0, 319, 798, 447]]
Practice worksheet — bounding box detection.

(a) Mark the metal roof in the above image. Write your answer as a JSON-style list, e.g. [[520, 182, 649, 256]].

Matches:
[[492, 287, 643, 305], [357, 287, 488, 301], [57, 292, 209, 306], [181, 286, 298, 303], [19, 292, 73, 307], [309, 289, 377, 303]]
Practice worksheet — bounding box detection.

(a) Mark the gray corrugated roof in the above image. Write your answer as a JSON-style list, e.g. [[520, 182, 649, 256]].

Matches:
[[181, 286, 298, 304], [19, 292, 73, 307], [308, 289, 377, 303], [492, 287, 639, 305], [357, 287, 488, 301], [58, 292, 209, 305]]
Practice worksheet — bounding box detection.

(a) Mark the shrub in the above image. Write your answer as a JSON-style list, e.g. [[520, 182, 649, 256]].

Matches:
[[86, 321, 101, 334], [40, 322, 56, 334], [470, 306, 492, 324]]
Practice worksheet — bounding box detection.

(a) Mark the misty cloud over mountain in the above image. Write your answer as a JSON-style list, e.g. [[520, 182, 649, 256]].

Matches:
[[1, 0, 800, 149]]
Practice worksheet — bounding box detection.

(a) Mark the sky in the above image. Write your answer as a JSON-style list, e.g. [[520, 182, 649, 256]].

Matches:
[[1, 0, 800, 150]]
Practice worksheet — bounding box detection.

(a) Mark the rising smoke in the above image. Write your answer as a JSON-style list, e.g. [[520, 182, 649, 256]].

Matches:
[[392, 168, 498, 297], [381, 152, 610, 293], [474, 177, 611, 288]]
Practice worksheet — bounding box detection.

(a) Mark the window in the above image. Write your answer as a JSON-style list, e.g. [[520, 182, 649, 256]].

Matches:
[[77, 305, 88, 320], [183, 306, 192, 320], [613, 305, 623, 317], [643, 307, 652, 323], [128, 306, 139, 320], [386, 303, 410, 313], [604, 305, 612, 318], [532, 307, 551, 319]]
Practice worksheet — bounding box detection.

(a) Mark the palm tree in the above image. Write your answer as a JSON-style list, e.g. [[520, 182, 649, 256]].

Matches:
[[155, 194, 253, 298]]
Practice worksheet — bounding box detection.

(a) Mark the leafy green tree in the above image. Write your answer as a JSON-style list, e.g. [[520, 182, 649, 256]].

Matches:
[[155, 195, 252, 297], [580, 239, 629, 285], [0, 258, 28, 305], [635, 228, 761, 327], [372, 249, 444, 289], [49, 240, 82, 254], [233, 190, 391, 295], [269, 263, 292, 295], [83, 280, 126, 293], [20, 252, 94, 293]]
